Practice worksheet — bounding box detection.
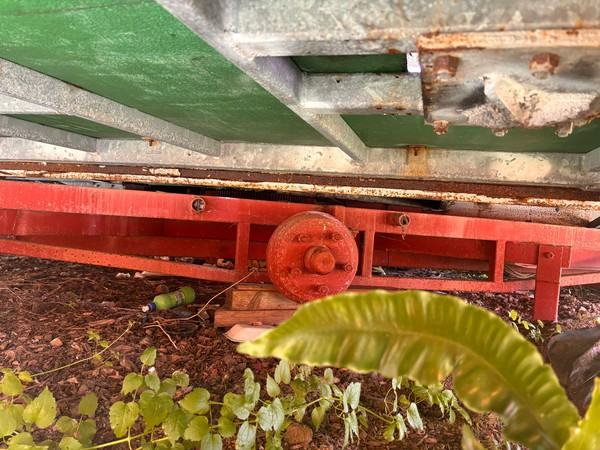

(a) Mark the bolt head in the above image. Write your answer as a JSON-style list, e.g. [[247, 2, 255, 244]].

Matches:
[[291, 268, 302, 277], [343, 263, 354, 273], [530, 53, 559, 80], [433, 120, 449, 135], [545, 252, 555, 259], [318, 285, 329, 295], [432, 55, 460, 79], [331, 232, 343, 241], [191, 198, 205, 212], [555, 121, 574, 138], [298, 234, 311, 243]]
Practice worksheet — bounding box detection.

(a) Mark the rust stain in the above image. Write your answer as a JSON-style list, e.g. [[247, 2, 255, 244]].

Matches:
[[387, 48, 402, 54], [142, 137, 160, 147], [566, 29, 579, 36]]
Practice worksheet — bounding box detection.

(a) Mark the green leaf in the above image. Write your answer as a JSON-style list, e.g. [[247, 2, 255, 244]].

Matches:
[[347, 410, 359, 439], [461, 426, 487, 450], [78, 392, 98, 417], [562, 378, 600, 450], [324, 368, 334, 384], [17, 372, 33, 383], [2, 372, 23, 396], [238, 290, 579, 449], [509, 310, 518, 321], [162, 408, 191, 444], [0, 409, 17, 437], [140, 347, 157, 367], [396, 413, 407, 440], [158, 378, 177, 398], [311, 406, 326, 431], [55, 416, 78, 435], [223, 393, 251, 421], [274, 360, 291, 385], [290, 378, 310, 398], [140, 390, 174, 432], [145, 372, 161, 393], [179, 388, 210, 415], [77, 419, 97, 442], [201, 434, 223, 450], [345, 382, 361, 411], [184, 416, 209, 442], [5, 404, 25, 430], [383, 422, 395, 441], [236, 421, 256, 450], [23, 387, 57, 428], [218, 416, 237, 438], [121, 373, 144, 395], [257, 399, 285, 432], [109, 401, 139, 438], [59, 436, 83, 450], [406, 403, 423, 430], [266, 375, 280, 398], [171, 371, 189, 388]]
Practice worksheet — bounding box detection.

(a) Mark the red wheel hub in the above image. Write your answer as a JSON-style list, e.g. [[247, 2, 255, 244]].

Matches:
[[266, 211, 359, 303]]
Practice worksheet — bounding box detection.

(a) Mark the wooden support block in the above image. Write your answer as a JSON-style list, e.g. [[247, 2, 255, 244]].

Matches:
[[214, 308, 295, 327], [225, 284, 299, 310]]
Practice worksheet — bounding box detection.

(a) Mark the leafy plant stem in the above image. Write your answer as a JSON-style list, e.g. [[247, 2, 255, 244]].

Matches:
[[31, 321, 134, 378]]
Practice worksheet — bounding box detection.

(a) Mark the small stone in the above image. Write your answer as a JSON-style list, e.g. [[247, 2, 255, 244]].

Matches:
[[50, 338, 63, 348], [283, 422, 313, 446], [579, 306, 588, 313], [424, 437, 438, 444]]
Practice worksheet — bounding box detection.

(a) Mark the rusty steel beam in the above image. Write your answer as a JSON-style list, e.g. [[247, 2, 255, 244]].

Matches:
[[0, 159, 598, 210]]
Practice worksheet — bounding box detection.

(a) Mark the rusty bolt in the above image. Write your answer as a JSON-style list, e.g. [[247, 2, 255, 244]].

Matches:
[[555, 121, 574, 138], [331, 232, 343, 242], [291, 268, 302, 277], [395, 214, 411, 228], [432, 55, 460, 79], [191, 198, 205, 212], [298, 234, 311, 243], [343, 263, 354, 273], [433, 120, 449, 135], [545, 252, 555, 259], [530, 53, 559, 80], [318, 285, 329, 295]]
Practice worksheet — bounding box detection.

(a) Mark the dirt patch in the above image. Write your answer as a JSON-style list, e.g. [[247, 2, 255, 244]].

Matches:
[[0, 255, 599, 449]]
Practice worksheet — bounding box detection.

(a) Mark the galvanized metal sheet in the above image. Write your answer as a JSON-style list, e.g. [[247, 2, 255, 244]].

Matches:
[[419, 30, 600, 135]]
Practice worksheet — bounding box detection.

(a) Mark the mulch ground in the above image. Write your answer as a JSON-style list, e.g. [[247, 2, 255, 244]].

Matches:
[[1, 255, 599, 449]]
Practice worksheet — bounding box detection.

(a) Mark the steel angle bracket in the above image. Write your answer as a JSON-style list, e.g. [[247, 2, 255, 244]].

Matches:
[[418, 29, 600, 137]]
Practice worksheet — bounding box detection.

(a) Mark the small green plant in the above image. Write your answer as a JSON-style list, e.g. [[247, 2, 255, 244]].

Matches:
[[0, 337, 468, 449], [508, 309, 561, 343], [239, 290, 600, 450]]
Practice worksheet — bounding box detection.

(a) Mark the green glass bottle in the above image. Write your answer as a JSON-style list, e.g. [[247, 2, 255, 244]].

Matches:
[[141, 287, 195, 312]]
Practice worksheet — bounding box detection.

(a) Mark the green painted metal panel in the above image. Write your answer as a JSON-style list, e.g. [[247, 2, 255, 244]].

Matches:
[[342, 115, 600, 153], [293, 55, 407, 73], [9, 115, 138, 139], [0, 0, 328, 145]]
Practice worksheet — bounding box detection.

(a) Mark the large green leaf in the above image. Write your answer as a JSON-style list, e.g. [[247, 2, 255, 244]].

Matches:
[[239, 290, 580, 449]]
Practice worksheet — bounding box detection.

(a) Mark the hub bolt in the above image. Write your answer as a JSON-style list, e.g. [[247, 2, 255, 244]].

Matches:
[[291, 268, 302, 277], [331, 232, 343, 241], [318, 285, 329, 295], [298, 234, 311, 243]]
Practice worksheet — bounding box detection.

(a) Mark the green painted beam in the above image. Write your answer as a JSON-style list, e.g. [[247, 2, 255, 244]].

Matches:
[[292, 55, 407, 73], [342, 115, 600, 153], [0, 0, 328, 145]]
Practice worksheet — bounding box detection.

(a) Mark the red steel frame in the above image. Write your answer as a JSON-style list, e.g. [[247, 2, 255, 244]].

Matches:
[[1, 179, 599, 321]]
